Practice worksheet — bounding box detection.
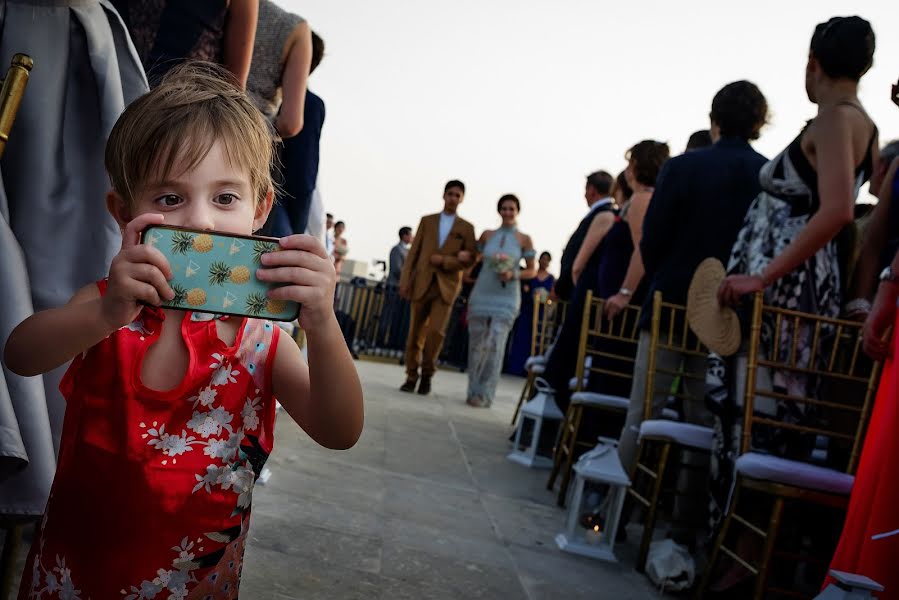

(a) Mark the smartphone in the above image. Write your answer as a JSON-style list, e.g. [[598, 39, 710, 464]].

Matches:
[[140, 225, 300, 322]]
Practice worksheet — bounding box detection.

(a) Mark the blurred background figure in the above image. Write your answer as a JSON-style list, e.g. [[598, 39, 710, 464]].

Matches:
[[685, 129, 713, 152], [388, 226, 413, 286], [333, 220, 348, 274], [505, 251, 554, 376], [325, 212, 336, 260]]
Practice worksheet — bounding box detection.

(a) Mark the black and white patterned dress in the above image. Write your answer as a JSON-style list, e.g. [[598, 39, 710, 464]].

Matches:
[[706, 117, 877, 530]]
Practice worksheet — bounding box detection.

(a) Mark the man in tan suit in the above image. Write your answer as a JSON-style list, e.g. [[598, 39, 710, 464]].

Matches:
[[399, 180, 478, 394]]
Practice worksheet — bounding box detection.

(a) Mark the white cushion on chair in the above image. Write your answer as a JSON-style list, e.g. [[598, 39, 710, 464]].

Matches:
[[529, 363, 545, 375], [638, 420, 713, 451], [525, 355, 546, 370], [570, 392, 629, 411], [735, 452, 854, 496], [567, 376, 590, 391], [661, 408, 679, 421]]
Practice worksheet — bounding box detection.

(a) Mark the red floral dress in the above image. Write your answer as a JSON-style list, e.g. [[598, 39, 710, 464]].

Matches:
[[20, 281, 282, 600]]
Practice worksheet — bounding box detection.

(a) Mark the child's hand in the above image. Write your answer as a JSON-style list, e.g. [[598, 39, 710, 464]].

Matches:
[[102, 214, 174, 329], [258, 234, 336, 332]]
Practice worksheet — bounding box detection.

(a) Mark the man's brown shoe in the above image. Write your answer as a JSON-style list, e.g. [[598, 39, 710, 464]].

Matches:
[[417, 377, 432, 395], [399, 379, 417, 393]]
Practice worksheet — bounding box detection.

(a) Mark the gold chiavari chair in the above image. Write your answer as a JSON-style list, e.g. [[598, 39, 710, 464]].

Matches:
[[546, 290, 642, 507], [511, 295, 568, 426], [628, 291, 714, 573], [0, 53, 32, 600], [696, 292, 880, 600]]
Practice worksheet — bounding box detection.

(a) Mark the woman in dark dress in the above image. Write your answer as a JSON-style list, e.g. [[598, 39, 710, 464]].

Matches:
[[544, 153, 668, 415], [112, 0, 258, 87], [706, 16, 879, 592], [506, 252, 555, 376]]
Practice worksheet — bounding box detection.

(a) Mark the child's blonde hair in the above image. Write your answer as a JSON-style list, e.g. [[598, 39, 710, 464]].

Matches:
[[105, 61, 276, 207]]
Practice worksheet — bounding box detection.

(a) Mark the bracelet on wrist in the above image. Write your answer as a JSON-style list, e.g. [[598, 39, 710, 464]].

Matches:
[[618, 287, 633, 297]]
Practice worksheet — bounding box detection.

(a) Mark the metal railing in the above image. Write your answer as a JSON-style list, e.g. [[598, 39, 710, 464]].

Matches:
[[334, 278, 469, 370]]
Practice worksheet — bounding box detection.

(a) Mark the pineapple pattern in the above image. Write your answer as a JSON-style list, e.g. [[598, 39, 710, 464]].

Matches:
[[170, 231, 194, 255], [252, 241, 278, 264], [170, 283, 188, 307], [187, 288, 207, 307], [192, 234, 214, 253], [144, 226, 298, 320]]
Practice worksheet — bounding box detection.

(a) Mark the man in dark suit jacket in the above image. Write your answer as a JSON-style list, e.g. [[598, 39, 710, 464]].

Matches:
[[616, 80, 770, 474], [554, 171, 616, 300], [388, 226, 412, 286], [399, 181, 478, 395]]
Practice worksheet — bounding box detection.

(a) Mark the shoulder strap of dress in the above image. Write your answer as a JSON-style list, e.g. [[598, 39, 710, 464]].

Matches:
[[836, 101, 878, 173], [836, 101, 878, 145], [235, 318, 282, 394]]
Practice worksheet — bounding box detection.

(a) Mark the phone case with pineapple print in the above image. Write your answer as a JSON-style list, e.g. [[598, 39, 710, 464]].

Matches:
[[140, 225, 301, 322]]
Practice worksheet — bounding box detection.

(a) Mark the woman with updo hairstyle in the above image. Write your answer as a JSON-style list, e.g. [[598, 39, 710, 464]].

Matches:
[[603, 140, 670, 319], [704, 16, 880, 592], [465, 195, 537, 407]]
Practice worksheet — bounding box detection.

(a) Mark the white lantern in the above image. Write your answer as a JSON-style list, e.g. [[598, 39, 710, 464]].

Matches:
[[555, 438, 630, 562], [508, 378, 564, 469], [815, 570, 883, 599]]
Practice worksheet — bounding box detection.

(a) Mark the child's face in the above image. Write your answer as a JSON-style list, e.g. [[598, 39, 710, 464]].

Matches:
[[109, 140, 272, 235]]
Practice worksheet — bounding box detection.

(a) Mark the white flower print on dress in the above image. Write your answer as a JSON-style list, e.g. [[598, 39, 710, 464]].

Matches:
[[208, 353, 226, 370], [187, 407, 233, 438], [124, 539, 199, 600], [153, 568, 173, 587], [209, 352, 240, 387], [210, 363, 240, 387], [186, 387, 217, 409], [193, 464, 228, 494], [122, 320, 153, 336], [29, 554, 82, 600], [203, 438, 227, 459], [241, 396, 262, 431], [218, 464, 255, 509], [146, 425, 199, 457]]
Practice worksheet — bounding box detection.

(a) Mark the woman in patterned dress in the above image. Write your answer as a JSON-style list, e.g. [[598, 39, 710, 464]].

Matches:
[[707, 16, 878, 591], [112, 0, 258, 88]]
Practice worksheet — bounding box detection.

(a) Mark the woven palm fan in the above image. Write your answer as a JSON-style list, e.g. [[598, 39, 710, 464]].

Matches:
[[686, 258, 741, 356]]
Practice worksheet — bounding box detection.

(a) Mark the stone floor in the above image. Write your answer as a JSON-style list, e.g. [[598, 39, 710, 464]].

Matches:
[[238, 359, 661, 599]]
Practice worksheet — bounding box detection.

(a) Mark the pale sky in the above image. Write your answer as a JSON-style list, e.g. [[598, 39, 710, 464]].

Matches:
[[277, 0, 898, 277]]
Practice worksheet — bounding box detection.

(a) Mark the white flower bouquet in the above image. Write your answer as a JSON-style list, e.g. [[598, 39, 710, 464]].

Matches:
[[487, 252, 516, 287]]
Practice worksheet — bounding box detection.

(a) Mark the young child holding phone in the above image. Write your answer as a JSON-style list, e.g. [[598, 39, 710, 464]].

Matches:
[[4, 62, 363, 599]]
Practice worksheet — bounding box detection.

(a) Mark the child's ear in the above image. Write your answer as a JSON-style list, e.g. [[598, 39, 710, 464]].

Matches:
[[253, 188, 275, 232], [106, 190, 131, 229]]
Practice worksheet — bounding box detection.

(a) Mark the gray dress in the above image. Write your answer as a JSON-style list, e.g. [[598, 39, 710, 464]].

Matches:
[[0, 0, 147, 518], [246, 0, 305, 120], [467, 227, 534, 405]]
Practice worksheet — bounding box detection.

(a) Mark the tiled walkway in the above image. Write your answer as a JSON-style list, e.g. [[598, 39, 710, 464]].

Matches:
[[240, 360, 659, 599]]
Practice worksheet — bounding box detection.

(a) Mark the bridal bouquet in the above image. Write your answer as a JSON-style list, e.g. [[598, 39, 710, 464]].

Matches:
[[487, 252, 517, 287]]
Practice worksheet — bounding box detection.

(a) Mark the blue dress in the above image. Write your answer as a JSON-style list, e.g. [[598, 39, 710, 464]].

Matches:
[[505, 274, 555, 376], [467, 227, 535, 405]]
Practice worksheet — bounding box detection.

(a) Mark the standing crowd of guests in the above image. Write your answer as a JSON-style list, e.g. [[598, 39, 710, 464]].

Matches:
[[392, 15, 899, 595]]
